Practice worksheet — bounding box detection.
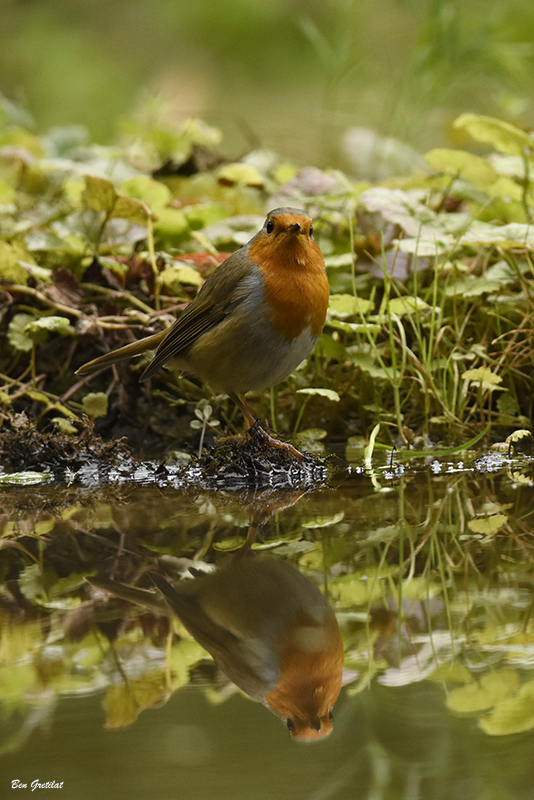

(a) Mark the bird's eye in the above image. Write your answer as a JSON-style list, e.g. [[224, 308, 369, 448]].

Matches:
[[329, 710, 334, 724], [266, 220, 275, 234], [309, 224, 313, 236], [286, 719, 295, 732]]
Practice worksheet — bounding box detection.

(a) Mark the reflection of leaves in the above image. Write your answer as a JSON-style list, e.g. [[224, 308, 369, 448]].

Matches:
[[0, 471, 49, 486], [102, 670, 168, 729], [479, 680, 534, 736], [302, 511, 344, 528], [18, 564, 56, 603], [329, 567, 396, 607], [447, 670, 521, 714], [168, 640, 208, 690]]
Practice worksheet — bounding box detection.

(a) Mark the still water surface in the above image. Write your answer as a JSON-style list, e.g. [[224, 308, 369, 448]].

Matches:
[[1, 449, 534, 799]]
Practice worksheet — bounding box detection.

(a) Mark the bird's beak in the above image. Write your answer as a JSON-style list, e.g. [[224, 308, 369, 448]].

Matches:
[[287, 223, 301, 234]]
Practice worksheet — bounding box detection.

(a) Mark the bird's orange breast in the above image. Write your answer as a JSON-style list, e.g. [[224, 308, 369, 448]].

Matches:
[[247, 234, 329, 341], [264, 608, 344, 732]]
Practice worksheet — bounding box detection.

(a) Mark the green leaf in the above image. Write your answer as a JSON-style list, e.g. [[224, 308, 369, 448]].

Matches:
[[81, 392, 109, 418], [444, 276, 502, 297], [120, 176, 171, 210], [25, 315, 76, 338], [350, 352, 389, 380], [160, 265, 202, 291], [153, 207, 189, 243], [454, 114, 533, 158], [111, 195, 150, 225], [388, 296, 431, 316], [0, 177, 16, 204], [506, 429, 531, 445], [425, 148, 499, 186], [0, 241, 33, 285], [217, 163, 264, 188], [297, 388, 340, 402], [0, 471, 49, 485], [324, 253, 355, 268], [447, 670, 521, 715], [183, 117, 222, 149], [479, 680, 534, 736], [82, 175, 117, 213], [329, 294, 373, 317], [460, 220, 534, 246], [302, 512, 344, 528], [8, 313, 36, 352], [462, 368, 503, 386], [468, 514, 507, 535], [52, 417, 78, 434], [19, 262, 53, 282]]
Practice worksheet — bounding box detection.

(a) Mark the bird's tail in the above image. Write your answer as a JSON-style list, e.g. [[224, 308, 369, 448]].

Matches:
[[75, 329, 167, 375]]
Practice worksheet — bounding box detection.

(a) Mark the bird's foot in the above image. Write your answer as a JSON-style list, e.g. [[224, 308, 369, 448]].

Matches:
[[248, 420, 306, 460]]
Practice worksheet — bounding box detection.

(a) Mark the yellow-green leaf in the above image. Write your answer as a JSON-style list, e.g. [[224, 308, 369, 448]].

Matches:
[[8, 313, 36, 352], [217, 163, 264, 188], [425, 148, 499, 187], [297, 388, 340, 402], [52, 417, 78, 434], [82, 175, 117, 213], [25, 315, 76, 337], [388, 296, 431, 316], [0, 241, 33, 285], [468, 514, 507, 536], [302, 512, 345, 529], [462, 368, 502, 386], [112, 195, 150, 225], [447, 670, 521, 715], [454, 114, 533, 158], [0, 471, 49, 485], [81, 392, 109, 418], [329, 294, 373, 317], [479, 680, 534, 736], [120, 176, 171, 210], [160, 265, 202, 291], [506, 429, 531, 445]]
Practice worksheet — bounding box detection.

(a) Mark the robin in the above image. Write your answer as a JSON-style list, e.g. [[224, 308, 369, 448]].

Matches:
[[76, 208, 329, 456], [89, 555, 344, 741]]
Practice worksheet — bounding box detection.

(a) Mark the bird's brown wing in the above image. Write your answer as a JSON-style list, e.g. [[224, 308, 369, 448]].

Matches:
[[149, 571, 272, 700], [140, 250, 253, 382]]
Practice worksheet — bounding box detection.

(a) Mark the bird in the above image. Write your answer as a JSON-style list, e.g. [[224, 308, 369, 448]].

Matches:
[[75, 208, 330, 456], [89, 555, 344, 741]]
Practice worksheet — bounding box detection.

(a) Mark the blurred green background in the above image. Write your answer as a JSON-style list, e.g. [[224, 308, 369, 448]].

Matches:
[[2, 0, 534, 169]]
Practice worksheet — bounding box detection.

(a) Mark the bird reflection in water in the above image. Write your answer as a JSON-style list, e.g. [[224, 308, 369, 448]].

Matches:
[[90, 553, 344, 742]]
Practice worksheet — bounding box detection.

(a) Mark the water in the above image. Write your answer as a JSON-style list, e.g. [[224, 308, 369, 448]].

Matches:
[[1, 449, 534, 799]]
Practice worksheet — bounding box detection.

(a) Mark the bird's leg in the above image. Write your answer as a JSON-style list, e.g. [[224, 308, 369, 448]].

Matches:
[[229, 392, 306, 460]]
